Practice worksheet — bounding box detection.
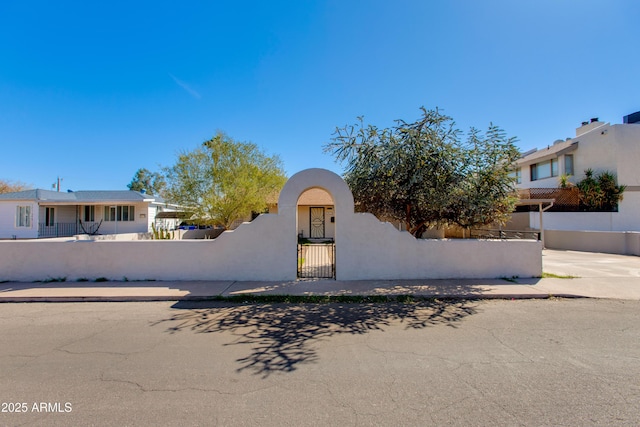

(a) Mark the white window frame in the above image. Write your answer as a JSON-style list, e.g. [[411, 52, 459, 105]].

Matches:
[[564, 154, 574, 176], [530, 159, 558, 181], [16, 206, 32, 228], [103, 205, 136, 222]]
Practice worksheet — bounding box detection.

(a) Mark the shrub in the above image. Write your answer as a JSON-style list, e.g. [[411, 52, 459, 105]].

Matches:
[[576, 169, 626, 211]]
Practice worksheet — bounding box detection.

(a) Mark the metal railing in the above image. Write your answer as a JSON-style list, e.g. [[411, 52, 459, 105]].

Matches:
[[38, 222, 102, 238], [298, 243, 336, 279], [470, 229, 540, 241]]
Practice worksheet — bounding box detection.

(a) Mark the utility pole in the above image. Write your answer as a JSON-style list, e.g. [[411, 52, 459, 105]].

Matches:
[[52, 176, 63, 192]]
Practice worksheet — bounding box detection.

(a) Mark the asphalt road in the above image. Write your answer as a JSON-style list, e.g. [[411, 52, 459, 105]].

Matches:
[[1, 299, 639, 426]]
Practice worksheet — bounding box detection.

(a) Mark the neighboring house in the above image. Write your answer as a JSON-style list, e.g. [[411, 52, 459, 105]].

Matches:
[[513, 111, 640, 231], [269, 187, 335, 239], [0, 189, 180, 239]]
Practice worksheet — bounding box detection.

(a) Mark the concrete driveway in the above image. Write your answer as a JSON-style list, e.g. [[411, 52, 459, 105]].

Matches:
[[542, 249, 640, 277]]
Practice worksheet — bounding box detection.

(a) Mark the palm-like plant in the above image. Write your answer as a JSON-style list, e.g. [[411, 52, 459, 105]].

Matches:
[[576, 169, 626, 211]]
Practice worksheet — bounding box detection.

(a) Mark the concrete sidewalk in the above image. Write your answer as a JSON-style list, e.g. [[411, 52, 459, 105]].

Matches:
[[1, 249, 639, 302]]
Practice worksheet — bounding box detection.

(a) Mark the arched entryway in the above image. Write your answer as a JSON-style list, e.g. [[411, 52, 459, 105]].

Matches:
[[296, 188, 335, 278], [296, 188, 335, 241], [277, 169, 354, 280]]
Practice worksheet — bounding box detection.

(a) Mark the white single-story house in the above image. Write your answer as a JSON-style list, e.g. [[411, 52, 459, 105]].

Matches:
[[0, 189, 181, 239]]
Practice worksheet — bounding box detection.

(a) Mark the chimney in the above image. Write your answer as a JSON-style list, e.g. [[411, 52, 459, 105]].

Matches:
[[576, 117, 605, 137]]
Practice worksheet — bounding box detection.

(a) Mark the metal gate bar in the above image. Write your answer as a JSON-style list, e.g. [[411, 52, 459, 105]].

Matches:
[[297, 243, 335, 279]]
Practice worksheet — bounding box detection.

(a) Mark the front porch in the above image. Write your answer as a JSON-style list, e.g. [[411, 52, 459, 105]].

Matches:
[[38, 221, 102, 238]]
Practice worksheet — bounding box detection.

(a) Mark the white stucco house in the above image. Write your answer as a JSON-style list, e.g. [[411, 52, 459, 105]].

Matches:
[[513, 111, 640, 232], [0, 189, 181, 239]]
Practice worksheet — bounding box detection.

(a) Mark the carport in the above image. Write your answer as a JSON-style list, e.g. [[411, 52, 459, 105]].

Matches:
[[516, 198, 554, 248]]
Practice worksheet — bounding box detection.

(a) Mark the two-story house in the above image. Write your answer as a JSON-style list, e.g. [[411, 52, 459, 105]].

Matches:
[[514, 111, 640, 232]]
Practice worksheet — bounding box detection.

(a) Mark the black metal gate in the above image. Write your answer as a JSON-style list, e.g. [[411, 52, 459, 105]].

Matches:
[[297, 243, 335, 279]]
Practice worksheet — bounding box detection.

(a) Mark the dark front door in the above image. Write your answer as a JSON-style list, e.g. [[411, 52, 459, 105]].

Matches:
[[309, 207, 325, 239]]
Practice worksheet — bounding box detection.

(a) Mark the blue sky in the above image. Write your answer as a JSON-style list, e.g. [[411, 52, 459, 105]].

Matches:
[[1, 0, 639, 191]]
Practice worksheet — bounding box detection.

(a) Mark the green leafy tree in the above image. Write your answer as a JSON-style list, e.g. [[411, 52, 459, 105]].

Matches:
[[163, 132, 287, 229], [127, 168, 166, 196], [325, 107, 520, 236], [0, 179, 30, 194], [576, 169, 626, 211], [451, 125, 520, 229]]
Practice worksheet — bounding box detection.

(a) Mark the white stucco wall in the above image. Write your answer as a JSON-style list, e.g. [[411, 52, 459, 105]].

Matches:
[[336, 212, 541, 280], [614, 125, 640, 185], [148, 205, 157, 231], [572, 125, 617, 183], [279, 169, 541, 280], [0, 169, 542, 281], [528, 192, 640, 232], [0, 202, 38, 239], [544, 230, 640, 256], [0, 214, 292, 282]]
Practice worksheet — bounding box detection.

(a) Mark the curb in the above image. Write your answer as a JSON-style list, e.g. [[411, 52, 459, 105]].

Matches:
[[0, 293, 581, 304]]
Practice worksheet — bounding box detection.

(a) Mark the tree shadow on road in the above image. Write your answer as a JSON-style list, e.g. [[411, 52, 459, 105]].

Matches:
[[153, 299, 478, 378]]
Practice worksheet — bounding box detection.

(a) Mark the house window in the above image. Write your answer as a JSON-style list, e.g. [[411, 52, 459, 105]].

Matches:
[[44, 207, 55, 226], [552, 158, 559, 177], [509, 168, 522, 184], [83, 205, 95, 222], [105, 206, 115, 222], [16, 206, 31, 227], [103, 206, 135, 222], [530, 159, 558, 181], [564, 154, 574, 176]]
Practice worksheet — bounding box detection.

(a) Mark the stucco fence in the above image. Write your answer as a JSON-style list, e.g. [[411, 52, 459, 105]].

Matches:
[[0, 211, 543, 283], [509, 211, 640, 255], [28, 229, 225, 242], [544, 230, 640, 256], [0, 228, 541, 283], [0, 168, 542, 282]]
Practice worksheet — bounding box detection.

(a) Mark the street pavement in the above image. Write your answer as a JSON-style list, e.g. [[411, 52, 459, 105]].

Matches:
[[1, 249, 640, 426], [0, 299, 638, 426], [0, 249, 639, 302]]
